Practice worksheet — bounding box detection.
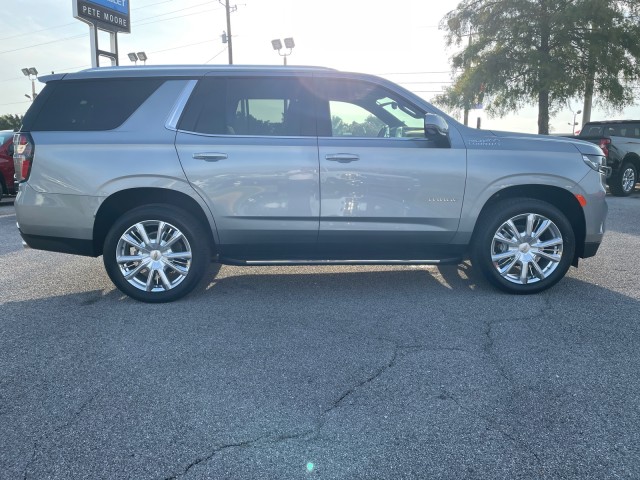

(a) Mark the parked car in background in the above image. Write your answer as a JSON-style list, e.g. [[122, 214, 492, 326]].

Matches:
[[12, 66, 608, 302], [568, 120, 640, 196], [0, 130, 17, 198]]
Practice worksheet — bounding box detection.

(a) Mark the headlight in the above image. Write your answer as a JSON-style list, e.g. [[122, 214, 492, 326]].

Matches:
[[583, 154, 611, 177]]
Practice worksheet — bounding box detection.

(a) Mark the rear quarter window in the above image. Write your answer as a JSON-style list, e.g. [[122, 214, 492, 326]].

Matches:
[[29, 78, 163, 131]]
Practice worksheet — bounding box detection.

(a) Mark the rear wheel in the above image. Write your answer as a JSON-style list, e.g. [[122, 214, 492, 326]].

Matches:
[[609, 162, 637, 197], [471, 198, 575, 294], [103, 204, 211, 303]]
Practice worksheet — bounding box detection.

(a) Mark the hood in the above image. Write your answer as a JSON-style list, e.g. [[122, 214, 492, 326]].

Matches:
[[488, 129, 604, 156]]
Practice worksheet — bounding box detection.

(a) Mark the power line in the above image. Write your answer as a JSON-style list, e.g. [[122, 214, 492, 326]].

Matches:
[[377, 71, 455, 75], [136, 7, 220, 28], [0, 34, 86, 55], [0, 100, 31, 107], [134, 2, 219, 25], [396, 81, 454, 84], [204, 47, 228, 64], [150, 39, 215, 55]]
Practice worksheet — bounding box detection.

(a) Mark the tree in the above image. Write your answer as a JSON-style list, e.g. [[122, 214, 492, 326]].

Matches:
[[574, 1, 640, 124], [437, 0, 640, 134], [0, 114, 23, 131]]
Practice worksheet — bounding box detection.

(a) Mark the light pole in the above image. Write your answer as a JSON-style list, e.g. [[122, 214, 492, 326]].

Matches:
[[271, 37, 295, 65], [21, 67, 38, 102], [568, 109, 582, 134]]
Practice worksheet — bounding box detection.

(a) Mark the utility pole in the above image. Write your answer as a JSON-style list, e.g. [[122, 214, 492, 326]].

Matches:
[[220, 0, 236, 64]]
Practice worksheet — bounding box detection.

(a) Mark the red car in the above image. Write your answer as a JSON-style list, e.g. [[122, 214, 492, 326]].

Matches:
[[0, 130, 16, 197]]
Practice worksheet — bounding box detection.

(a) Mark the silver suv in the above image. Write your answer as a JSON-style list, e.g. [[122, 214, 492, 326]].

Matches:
[[13, 66, 608, 302]]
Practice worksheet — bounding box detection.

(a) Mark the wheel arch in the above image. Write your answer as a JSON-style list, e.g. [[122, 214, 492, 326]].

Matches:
[[622, 152, 640, 169], [471, 185, 586, 263], [93, 188, 216, 257]]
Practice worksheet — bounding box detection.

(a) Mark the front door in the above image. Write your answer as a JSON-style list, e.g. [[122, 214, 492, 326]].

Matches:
[[315, 77, 467, 259]]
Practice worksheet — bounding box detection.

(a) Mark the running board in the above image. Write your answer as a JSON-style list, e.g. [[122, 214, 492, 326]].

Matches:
[[219, 258, 463, 267]]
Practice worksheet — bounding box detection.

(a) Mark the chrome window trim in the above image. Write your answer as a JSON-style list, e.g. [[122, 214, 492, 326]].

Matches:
[[175, 129, 313, 140], [165, 80, 198, 131]]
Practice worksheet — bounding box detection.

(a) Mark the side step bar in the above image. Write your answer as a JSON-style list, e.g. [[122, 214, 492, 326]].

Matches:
[[219, 258, 463, 267]]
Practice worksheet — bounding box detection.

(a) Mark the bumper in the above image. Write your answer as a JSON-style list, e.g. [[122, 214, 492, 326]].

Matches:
[[20, 231, 97, 256], [582, 241, 601, 259], [15, 183, 99, 242]]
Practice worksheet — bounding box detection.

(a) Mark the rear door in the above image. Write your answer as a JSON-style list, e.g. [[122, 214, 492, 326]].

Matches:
[[314, 76, 467, 259], [175, 75, 319, 260]]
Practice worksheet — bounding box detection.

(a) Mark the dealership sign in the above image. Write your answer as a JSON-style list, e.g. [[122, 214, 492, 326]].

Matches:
[[73, 0, 130, 33]]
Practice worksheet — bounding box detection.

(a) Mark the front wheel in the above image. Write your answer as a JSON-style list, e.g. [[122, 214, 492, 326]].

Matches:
[[608, 162, 637, 197], [471, 199, 575, 294], [103, 205, 211, 303]]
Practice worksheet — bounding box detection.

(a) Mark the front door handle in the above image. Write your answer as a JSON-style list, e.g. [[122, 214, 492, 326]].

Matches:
[[325, 153, 360, 163], [193, 152, 228, 162]]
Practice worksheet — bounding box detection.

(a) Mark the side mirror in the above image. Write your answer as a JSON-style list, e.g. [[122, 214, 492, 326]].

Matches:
[[424, 113, 451, 148], [7, 143, 14, 156]]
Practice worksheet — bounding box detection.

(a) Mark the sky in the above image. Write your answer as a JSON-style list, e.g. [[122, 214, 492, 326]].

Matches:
[[1, 0, 639, 133]]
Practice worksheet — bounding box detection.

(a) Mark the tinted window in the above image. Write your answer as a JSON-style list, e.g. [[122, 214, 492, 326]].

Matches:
[[316, 78, 425, 138], [584, 123, 640, 138], [619, 124, 640, 138], [179, 77, 316, 137], [31, 79, 163, 131]]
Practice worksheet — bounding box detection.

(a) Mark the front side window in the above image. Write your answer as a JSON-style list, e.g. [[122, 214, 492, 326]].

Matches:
[[179, 77, 315, 137], [318, 78, 425, 138]]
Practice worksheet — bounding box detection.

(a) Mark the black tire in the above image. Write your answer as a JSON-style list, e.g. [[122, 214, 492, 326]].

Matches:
[[471, 198, 575, 294], [0, 179, 5, 199], [608, 162, 637, 197], [103, 204, 211, 303]]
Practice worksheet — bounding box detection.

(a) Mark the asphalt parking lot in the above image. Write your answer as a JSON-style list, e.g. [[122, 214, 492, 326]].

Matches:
[[1, 192, 639, 480]]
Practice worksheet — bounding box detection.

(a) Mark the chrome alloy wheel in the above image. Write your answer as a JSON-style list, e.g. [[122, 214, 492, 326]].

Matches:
[[622, 167, 636, 193], [490, 213, 563, 285], [115, 220, 192, 292]]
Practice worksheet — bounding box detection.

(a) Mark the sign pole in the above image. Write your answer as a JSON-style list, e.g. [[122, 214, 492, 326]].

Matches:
[[109, 31, 118, 66], [73, 0, 131, 67], [89, 25, 99, 67]]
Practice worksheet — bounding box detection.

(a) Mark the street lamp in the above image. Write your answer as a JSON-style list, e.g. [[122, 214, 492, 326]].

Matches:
[[568, 109, 582, 134], [128, 52, 147, 65], [21, 67, 38, 102], [271, 37, 295, 65]]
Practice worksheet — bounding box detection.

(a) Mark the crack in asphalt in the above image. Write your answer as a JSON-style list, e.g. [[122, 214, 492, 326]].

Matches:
[[323, 337, 399, 414], [163, 339, 476, 478], [440, 389, 543, 466], [163, 434, 272, 480], [22, 390, 101, 480], [482, 294, 556, 384]]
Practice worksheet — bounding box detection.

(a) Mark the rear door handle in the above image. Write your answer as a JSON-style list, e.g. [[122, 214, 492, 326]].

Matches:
[[193, 152, 228, 162], [325, 153, 360, 163]]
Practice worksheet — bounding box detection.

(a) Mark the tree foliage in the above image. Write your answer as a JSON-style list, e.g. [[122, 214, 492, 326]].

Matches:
[[331, 115, 385, 137], [436, 0, 640, 134], [0, 114, 23, 131]]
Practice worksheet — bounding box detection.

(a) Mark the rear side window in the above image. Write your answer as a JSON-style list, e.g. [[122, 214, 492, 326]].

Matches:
[[30, 79, 163, 131], [584, 123, 640, 138], [618, 124, 640, 138], [179, 76, 316, 137]]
